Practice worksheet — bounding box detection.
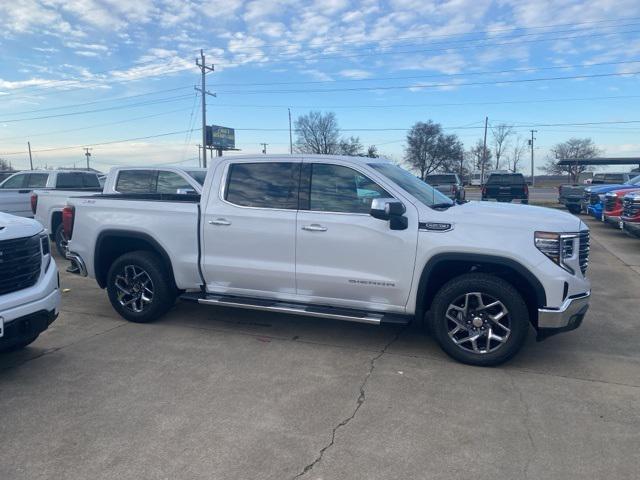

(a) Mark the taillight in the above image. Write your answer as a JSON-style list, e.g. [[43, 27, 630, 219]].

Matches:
[[30, 194, 38, 215], [62, 206, 75, 240], [524, 184, 529, 196], [481, 186, 486, 196]]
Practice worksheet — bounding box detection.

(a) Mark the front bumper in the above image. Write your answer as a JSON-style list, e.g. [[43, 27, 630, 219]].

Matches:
[[587, 204, 603, 219], [0, 309, 57, 351], [604, 215, 622, 228], [622, 221, 640, 238], [537, 291, 590, 339]]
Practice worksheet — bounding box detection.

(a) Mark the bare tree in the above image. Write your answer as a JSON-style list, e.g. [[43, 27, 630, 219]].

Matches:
[[508, 137, 527, 173], [466, 140, 493, 172], [404, 121, 463, 179], [338, 136, 363, 156], [294, 111, 340, 154], [491, 123, 514, 170], [542, 138, 602, 182], [0, 158, 13, 170]]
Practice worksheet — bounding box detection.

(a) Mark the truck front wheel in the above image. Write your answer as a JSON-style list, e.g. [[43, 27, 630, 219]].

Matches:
[[429, 273, 529, 366], [106, 251, 176, 323]]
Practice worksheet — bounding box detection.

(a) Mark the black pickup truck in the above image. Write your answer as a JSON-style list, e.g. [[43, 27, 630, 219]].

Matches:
[[481, 173, 529, 203]]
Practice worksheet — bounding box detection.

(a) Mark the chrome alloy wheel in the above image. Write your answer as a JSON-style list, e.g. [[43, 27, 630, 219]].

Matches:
[[445, 292, 511, 354], [114, 265, 154, 313]]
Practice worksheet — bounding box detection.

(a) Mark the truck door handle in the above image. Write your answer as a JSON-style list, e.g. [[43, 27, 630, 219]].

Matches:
[[302, 224, 327, 232], [209, 218, 231, 226]]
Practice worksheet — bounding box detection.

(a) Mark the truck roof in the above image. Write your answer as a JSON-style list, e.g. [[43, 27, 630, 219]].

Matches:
[[218, 154, 393, 164]]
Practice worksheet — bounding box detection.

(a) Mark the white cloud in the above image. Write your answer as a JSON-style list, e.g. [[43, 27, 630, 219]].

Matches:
[[339, 69, 373, 79]]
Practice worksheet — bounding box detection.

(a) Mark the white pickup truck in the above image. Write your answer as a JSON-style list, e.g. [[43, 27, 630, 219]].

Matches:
[[64, 155, 591, 366], [0, 212, 60, 352], [33, 166, 206, 256], [0, 170, 102, 218]]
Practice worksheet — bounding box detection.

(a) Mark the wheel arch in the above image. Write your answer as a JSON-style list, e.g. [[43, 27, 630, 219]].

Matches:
[[94, 230, 177, 290], [415, 253, 546, 328]]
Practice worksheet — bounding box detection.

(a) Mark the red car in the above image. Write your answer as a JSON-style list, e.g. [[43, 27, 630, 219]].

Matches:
[[603, 187, 640, 228], [621, 191, 640, 237]]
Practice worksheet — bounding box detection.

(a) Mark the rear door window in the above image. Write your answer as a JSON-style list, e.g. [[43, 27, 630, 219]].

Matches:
[[82, 174, 100, 188], [225, 162, 299, 209], [26, 173, 49, 188], [425, 174, 456, 184], [115, 170, 157, 193], [56, 173, 84, 188]]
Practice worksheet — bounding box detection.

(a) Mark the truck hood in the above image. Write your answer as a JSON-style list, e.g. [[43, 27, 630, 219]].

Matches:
[[423, 201, 587, 233], [589, 183, 640, 194], [0, 212, 43, 240]]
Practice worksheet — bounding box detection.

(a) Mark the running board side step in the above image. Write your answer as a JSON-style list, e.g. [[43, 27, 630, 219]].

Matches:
[[180, 292, 412, 326]]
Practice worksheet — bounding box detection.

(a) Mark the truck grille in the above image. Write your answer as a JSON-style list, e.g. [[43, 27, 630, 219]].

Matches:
[[0, 235, 42, 296], [578, 231, 590, 276], [605, 195, 619, 212], [623, 197, 640, 218], [589, 193, 600, 206]]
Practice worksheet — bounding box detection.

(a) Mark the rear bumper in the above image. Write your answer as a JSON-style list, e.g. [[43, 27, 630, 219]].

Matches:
[[66, 250, 88, 277], [537, 291, 589, 339]]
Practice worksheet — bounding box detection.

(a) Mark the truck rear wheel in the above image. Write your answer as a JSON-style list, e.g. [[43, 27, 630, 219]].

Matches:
[[106, 251, 176, 323], [429, 273, 529, 366], [567, 205, 581, 215]]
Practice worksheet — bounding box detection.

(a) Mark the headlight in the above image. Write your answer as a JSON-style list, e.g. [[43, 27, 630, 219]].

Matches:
[[534, 231, 578, 274], [598, 194, 606, 201]]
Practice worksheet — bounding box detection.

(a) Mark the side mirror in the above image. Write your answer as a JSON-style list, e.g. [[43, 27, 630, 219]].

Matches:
[[176, 188, 197, 195], [370, 198, 407, 230]]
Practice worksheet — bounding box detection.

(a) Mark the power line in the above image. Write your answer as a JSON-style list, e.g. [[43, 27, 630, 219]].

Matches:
[[0, 86, 192, 116], [214, 28, 640, 67], [0, 94, 194, 123], [0, 129, 200, 156], [210, 59, 640, 88], [0, 107, 195, 142], [214, 70, 640, 95]]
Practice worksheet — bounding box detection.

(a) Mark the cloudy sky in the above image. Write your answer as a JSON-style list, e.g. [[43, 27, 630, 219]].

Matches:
[[1, 0, 640, 172]]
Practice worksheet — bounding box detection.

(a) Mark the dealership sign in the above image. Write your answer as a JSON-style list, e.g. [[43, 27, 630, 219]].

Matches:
[[206, 125, 235, 149]]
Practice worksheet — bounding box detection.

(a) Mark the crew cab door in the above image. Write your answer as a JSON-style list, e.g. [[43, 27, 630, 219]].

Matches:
[[201, 159, 300, 297], [295, 161, 418, 312]]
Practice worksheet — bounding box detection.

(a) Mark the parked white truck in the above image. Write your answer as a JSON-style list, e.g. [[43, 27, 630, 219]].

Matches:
[[0, 170, 102, 218], [64, 155, 591, 366], [0, 212, 60, 352], [33, 166, 206, 256]]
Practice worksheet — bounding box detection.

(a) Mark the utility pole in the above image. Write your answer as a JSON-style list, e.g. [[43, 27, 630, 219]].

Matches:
[[481, 116, 488, 185], [529, 130, 537, 187], [83, 147, 92, 170], [27, 141, 34, 170], [260, 143, 268, 154], [288, 108, 293, 154], [195, 49, 215, 168]]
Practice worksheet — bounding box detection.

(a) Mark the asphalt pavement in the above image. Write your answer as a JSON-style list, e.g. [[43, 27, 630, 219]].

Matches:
[[1, 215, 639, 480]]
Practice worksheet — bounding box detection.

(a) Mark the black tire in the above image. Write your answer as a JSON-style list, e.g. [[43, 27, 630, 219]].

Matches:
[[54, 224, 68, 258], [428, 273, 529, 366], [567, 204, 581, 215], [106, 250, 176, 323]]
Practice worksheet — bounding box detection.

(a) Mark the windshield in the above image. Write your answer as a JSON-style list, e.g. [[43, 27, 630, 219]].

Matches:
[[424, 174, 456, 184], [487, 174, 525, 185], [185, 170, 207, 185], [628, 174, 640, 185], [369, 163, 453, 207]]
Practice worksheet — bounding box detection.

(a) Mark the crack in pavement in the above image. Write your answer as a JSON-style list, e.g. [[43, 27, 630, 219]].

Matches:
[[509, 372, 537, 480], [292, 327, 404, 479]]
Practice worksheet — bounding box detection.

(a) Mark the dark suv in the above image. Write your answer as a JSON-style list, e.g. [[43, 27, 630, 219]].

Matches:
[[482, 173, 529, 203]]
